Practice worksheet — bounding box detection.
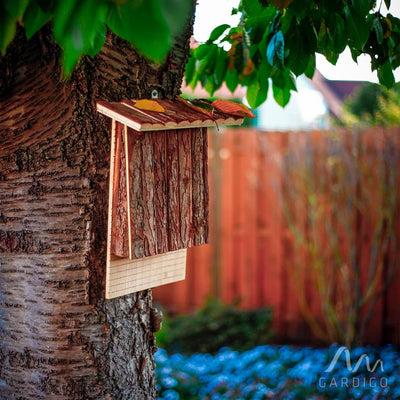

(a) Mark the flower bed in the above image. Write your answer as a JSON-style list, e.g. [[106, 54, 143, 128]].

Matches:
[[155, 345, 400, 399]]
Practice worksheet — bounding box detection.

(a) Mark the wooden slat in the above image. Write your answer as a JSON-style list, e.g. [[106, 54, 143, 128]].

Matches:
[[153, 131, 169, 254], [125, 127, 145, 259], [178, 128, 193, 248], [192, 127, 209, 246], [166, 129, 181, 251], [141, 132, 157, 256], [110, 121, 129, 258], [106, 249, 187, 299]]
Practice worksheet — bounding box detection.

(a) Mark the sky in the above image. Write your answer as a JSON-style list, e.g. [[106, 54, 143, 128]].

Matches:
[[193, 0, 400, 82]]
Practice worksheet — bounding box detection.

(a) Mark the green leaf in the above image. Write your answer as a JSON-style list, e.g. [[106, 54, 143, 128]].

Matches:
[[54, 0, 108, 75], [384, 0, 391, 9], [214, 48, 228, 86], [329, 13, 347, 53], [242, 0, 264, 17], [195, 44, 210, 60], [378, 60, 395, 89], [351, 0, 371, 18], [207, 24, 230, 43], [225, 68, 239, 93], [267, 30, 284, 69], [4, 0, 29, 18], [258, 59, 273, 80], [36, 0, 56, 13], [23, 0, 51, 39], [287, 27, 309, 76], [304, 54, 316, 79], [87, 22, 106, 57], [159, 0, 192, 38], [197, 45, 218, 76], [345, 5, 370, 50], [272, 82, 291, 107], [0, 8, 17, 55], [246, 79, 268, 108], [106, 0, 175, 63], [373, 17, 384, 45]]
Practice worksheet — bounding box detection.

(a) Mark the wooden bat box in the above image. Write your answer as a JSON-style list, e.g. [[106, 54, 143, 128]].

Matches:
[[96, 97, 248, 299]]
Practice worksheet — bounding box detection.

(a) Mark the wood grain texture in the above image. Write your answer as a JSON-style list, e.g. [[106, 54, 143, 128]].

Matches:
[[126, 127, 145, 260], [117, 127, 209, 261], [110, 122, 129, 257], [166, 129, 181, 251], [178, 128, 193, 248], [152, 131, 168, 254], [107, 249, 186, 299], [192, 127, 209, 245]]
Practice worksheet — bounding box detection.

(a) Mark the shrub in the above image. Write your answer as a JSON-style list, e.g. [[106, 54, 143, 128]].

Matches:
[[155, 299, 273, 354]]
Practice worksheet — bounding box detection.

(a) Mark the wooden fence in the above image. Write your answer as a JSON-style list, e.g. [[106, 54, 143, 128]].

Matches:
[[153, 128, 400, 346]]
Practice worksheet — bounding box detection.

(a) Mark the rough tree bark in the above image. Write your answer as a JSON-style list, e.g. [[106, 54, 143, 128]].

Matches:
[[0, 7, 195, 399]]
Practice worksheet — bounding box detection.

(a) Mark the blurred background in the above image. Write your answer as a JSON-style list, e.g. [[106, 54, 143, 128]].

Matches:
[[153, 0, 400, 350]]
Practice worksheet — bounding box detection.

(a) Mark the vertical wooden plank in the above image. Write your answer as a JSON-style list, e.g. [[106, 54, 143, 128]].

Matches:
[[257, 131, 284, 331], [192, 127, 209, 246], [359, 128, 385, 344], [153, 131, 168, 254], [220, 129, 235, 304], [208, 128, 222, 299], [126, 127, 145, 259], [141, 132, 157, 256], [178, 129, 193, 248], [246, 129, 259, 309], [166, 129, 181, 251], [110, 121, 129, 258], [106, 119, 118, 297]]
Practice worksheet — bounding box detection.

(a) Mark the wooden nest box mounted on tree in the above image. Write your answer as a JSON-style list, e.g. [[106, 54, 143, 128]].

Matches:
[[96, 96, 254, 299]]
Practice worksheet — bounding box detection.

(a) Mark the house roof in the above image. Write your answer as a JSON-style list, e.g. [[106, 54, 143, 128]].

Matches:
[[308, 70, 366, 118]]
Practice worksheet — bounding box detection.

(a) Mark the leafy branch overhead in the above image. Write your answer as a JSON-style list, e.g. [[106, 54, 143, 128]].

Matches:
[[185, 0, 400, 108], [1, 0, 400, 109], [0, 0, 193, 75]]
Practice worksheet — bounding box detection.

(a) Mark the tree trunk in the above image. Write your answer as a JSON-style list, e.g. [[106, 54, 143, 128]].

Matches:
[[0, 12, 194, 399]]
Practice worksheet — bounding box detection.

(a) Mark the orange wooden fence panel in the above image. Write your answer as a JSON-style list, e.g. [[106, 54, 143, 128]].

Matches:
[[152, 128, 400, 345]]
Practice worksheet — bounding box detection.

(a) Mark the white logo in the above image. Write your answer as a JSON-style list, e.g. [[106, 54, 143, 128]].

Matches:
[[325, 346, 384, 373]]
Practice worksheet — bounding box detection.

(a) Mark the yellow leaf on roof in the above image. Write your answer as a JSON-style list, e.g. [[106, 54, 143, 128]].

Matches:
[[134, 99, 165, 112]]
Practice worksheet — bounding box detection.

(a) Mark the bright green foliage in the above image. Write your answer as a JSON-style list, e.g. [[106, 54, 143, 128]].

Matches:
[[0, 0, 192, 76], [2, 0, 400, 108], [342, 81, 400, 126], [186, 0, 400, 108]]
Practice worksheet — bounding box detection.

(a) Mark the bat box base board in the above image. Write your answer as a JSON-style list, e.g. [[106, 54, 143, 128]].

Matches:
[[106, 249, 187, 299]]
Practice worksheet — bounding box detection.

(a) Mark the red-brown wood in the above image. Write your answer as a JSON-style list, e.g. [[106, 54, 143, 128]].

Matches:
[[97, 98, 245, 132], [111, 126, 209, 260], [153, 127, 400, 346], [126, 127, 145, 259], [110, 122, 129, 258], [166, 129, 181, 251], [153, 131, 169, 254]]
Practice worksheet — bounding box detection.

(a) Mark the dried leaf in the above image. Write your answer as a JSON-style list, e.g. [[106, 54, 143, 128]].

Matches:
[[134, 99, 165, 112], [178, 96, 214, 117], [243, 58, 255, 75], [212, 99, 255, 118]]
